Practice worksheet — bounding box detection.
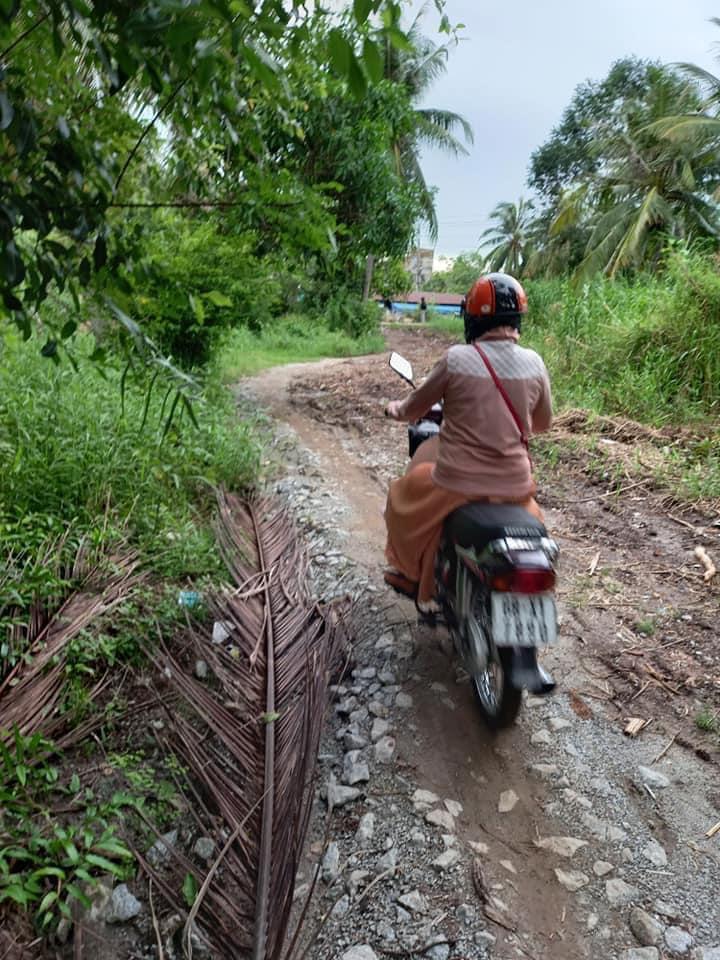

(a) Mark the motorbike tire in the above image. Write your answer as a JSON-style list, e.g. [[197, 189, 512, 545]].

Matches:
[[471, 648, 522, 730]]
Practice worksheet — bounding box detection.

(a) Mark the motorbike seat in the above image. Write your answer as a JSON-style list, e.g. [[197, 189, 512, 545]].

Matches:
[[444, 502, 546, 551]]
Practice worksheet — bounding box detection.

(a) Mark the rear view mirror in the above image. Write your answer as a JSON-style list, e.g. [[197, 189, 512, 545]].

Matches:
[[389, 352, 414, 386]]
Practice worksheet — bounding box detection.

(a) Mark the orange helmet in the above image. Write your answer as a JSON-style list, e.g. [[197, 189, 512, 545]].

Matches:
[[464, 272, 528, 343]]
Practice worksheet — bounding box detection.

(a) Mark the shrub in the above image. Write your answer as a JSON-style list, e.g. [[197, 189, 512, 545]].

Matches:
[[128, 213, 290, 367], [322, 292, 382, 339]]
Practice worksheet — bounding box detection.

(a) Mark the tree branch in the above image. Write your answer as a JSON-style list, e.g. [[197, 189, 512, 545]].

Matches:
[[114, 78, 189, 194], [0, 11, 51, 62]]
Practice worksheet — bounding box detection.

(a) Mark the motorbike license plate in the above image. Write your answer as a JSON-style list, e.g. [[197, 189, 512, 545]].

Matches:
[[491, 593, 557, 648]]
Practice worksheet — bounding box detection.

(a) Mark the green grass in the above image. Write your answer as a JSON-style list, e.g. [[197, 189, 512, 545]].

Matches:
[[0, 329, 264, 637], [215, 313, 384, 381], [695, 708, 719, 734], [428, 249, 720, 501]]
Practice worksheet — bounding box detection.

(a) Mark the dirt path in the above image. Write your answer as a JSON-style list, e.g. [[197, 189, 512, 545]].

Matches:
[[243, 326, 720, 960]]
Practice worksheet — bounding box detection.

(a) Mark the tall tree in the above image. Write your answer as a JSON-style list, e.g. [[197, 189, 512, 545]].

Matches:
[[0, 0, 447, 351], [384, 5, 473, 238], [528, 58, 720, 277], [480, 198, 535, 276]]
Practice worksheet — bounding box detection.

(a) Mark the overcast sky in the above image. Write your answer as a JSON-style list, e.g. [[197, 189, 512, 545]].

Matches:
[[415, 0, 719, 256]]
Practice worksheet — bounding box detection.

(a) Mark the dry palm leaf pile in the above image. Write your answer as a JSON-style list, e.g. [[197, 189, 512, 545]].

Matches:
[[144, 492, 349, 960], [0, 543, 144, 747]]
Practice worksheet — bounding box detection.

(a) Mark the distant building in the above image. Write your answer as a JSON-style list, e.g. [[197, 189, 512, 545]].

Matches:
[[433, 254, 456, 274], [405, 247, 434, 288]]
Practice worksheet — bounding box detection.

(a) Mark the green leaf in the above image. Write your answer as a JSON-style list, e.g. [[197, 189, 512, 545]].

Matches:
[[205, 290, 233, 307], [327, 29, 352, 77], [261, 711, 280, 724], [182, 872, 198, 907], [40, 339, 58, 360], [188, 293, 205, 324], [38, 890, 59, 915], [84, 853, 124, 876], [61, 320, 77, 339], [362, 38, 383, 83], [347, 54, 367, 97], [353, 0, 373, 24]]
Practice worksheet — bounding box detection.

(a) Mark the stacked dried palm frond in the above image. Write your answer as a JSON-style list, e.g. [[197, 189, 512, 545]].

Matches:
[[0, 545, 143, 746], [146, 492, 349, 960]]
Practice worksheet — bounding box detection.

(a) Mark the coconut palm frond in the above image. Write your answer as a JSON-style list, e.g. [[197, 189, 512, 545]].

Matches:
[[144, 493, 348, 960], [416, 107, 474, 147]]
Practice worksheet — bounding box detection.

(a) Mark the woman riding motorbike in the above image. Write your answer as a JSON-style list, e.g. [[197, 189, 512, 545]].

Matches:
[[384, 273, 553, 612]]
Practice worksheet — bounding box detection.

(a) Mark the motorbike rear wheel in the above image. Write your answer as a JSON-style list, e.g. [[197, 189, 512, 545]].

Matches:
[[461, 588, 522, 730], [471, 647, 522, 730]]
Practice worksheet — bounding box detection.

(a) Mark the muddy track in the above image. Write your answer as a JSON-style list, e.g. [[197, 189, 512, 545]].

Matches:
[[244, 325, 720, 960]]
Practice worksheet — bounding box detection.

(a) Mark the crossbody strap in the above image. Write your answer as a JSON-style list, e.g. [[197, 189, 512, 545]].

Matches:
[[473, 343, 531, 458]]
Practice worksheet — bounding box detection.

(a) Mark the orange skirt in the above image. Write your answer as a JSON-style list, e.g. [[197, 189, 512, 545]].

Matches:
[[384, 462, 543, 603]]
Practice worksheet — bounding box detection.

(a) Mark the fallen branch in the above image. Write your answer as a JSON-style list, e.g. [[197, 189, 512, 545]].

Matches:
[[644, 664, 681, 696], [651, 733, 678, 764]]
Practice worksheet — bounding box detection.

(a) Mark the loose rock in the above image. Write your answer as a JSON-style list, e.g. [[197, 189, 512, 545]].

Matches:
[[370, 717, 391, 742], [193, 837, 215, 860], [104, 884, 141, 923], [413, 788, 440, 808], [321, 842, 341, 884], [341, 947, 378, 960], [398, 890, 428, 914], [549, 717, 572, 731], [629, 907, 665, 946], [374, 736, 396, 763], [444, 799, 463, 818], [531, 729, 552, 746], [425, 945, 450, 960], [326, 777, 362, 809], [498, 789, 519, 813], [377, 846, 398, 875], [637, 765, 671, 789], [426, 809, 455, 832], [554, 868, 589, 892], [593, 860, 614, 877], [146, 829, 178, 868], [621, 950, 660, 960], [395, 691, 414, 708], [643, 839, 668, 867], [535, 836, 587, 858], [356, 813, 375, 846], [665, 927, 693, 954], [343, 751, 370, 785], [432, 848, 460, 871], [606, 878, 640, 907]]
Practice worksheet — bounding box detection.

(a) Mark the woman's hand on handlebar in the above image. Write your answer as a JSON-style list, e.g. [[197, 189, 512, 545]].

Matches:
[[385, 400, 403, 420]]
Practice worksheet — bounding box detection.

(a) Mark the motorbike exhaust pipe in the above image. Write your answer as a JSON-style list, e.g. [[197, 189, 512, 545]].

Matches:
[[508, 647, 556, 696]]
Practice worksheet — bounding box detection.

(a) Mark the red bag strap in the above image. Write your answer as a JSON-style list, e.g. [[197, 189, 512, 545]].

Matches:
[[473, 343, 530, 455]]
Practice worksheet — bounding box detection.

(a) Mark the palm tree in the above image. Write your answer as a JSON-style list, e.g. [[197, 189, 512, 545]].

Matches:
[[648, 18, 720, 142], [480, 198, 535, 276], [385, 6, 474, 240], [549, 65, 720, 278]]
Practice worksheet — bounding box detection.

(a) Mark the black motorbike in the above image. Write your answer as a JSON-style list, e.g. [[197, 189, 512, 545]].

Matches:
[[388, 351, 559, 729]]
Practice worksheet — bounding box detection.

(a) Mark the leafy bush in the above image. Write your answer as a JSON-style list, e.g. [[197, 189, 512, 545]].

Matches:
[[128, 213, 291, 367], [322, 292, 382, 339], [0, 731, 133, 930]]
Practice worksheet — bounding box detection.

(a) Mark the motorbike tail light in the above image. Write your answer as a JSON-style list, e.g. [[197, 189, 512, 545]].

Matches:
[[491, 568, 556, 594]]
